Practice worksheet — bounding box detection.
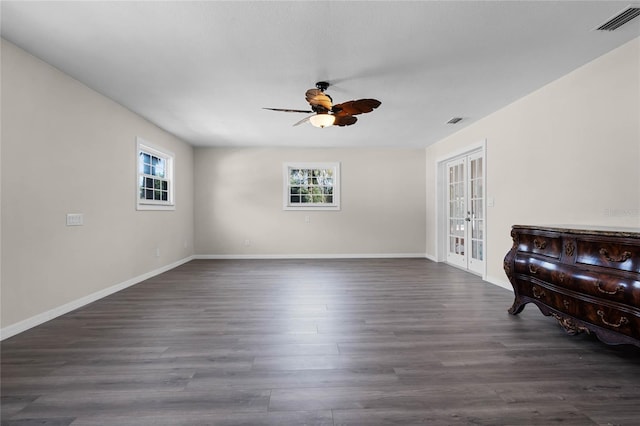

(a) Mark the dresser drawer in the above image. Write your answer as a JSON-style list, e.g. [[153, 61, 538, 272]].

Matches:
[[515, 280, 640, 341], [513, 280, 575, 317], [513, 254, 640, 306], [576, 302, 639, 340], [576, 239, 639, 273], [516, 232, 562, 259]]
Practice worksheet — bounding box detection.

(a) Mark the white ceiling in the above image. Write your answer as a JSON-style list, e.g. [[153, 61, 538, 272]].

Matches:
[[2, 1, 639, 148]]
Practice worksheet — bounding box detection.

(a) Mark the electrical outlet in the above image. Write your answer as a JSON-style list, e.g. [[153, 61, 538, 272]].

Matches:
[[66, 213, 84, 226], [305, 215, 310, 223], [155, 247, 161, 257], [244, 239, 251, 247]]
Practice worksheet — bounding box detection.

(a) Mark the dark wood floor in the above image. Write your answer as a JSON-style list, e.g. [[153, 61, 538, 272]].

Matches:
[[2, 259, 640, 425]]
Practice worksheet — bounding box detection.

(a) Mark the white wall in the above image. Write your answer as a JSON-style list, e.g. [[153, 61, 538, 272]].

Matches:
[[1, 40, 195, 335], [195, 147, 426, 257], [426, 37, 640, 288]]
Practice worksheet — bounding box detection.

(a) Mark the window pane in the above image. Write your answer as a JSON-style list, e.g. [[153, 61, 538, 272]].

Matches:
[[151, 156, 158, 176], [290, 195, 300, 203], [458, 237, 465, 255], [145, 177, 153, 188], [475, 200, 483, 219], [145, 189, 153, 199], [161, 191, 168, 201], [290, 169, 304, 184], [162, 181, 168, 191], [155, 158, 165, 178]]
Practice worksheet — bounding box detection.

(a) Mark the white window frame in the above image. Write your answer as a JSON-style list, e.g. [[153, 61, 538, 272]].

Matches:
[[283, 162, 340, 211], [136, 137, 175, 211]]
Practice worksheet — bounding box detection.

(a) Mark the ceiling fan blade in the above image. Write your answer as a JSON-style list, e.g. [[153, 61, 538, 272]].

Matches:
[[332, 99, 381, 116], [305, 89, 333, 112], [263, 107, 313, 113], [292, 114, 314, 127], [333, 115, 358, 127]]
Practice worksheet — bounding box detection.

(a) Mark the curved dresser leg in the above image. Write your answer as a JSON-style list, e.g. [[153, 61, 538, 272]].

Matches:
[[508, 297, 526, 315]]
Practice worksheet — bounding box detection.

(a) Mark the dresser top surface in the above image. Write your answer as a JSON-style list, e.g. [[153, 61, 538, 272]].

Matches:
[[513, 224, 640, 238]]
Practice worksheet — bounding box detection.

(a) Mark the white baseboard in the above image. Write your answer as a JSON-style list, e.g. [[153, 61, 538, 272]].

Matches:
[[484, 274, 514, 292], [194, 253, 428, 260], [0, 256, 195, 341], [424, 253, 438, 262]]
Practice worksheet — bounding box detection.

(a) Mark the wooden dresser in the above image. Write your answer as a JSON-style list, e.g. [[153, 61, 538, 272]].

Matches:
[[504, 225, 640, 347]]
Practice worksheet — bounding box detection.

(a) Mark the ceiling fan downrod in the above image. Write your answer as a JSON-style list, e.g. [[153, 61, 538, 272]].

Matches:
[[315, 81, 330, 92]]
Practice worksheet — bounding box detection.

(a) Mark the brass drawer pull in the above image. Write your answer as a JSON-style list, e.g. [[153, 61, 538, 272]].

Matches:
[[532, 287, 545, 299], [533, 239, 547, 250], [599, 248, 632, 263], [597, 310, 629, 328], [529, 264, 539, 274], [594, 281, 624, 295]]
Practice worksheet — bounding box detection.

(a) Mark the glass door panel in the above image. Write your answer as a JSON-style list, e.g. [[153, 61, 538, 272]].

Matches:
[[445, 150, 485, 275], [446, 158, 467, 269]]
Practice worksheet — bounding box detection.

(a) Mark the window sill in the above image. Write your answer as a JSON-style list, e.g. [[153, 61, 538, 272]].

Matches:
[[284, 205, 340, 211], [136, 204, 176, 211]]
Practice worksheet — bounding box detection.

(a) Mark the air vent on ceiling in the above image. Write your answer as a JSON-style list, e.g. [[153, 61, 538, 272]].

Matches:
[[595, 6, 640, 31], [446, 117, 463, 124]]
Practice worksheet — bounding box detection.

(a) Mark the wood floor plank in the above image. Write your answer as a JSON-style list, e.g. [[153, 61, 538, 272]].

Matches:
[[66, 410, 334, 426], [2, 258, 640, 425], [331, 404, 596, 426]]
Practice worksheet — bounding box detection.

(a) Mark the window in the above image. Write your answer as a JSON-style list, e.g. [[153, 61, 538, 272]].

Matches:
[[136, 138, 174, 210], [283, 162, 340, 210]]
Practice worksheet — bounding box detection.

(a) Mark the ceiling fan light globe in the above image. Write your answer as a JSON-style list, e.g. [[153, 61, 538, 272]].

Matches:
[[309, 114, 335, 128]]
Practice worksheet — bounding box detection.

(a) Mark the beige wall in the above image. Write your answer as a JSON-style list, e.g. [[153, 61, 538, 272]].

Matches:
[[195, 147, 426, 257], [3, 34, 638, 336], [1, 40, 195, 332], [426, 37, 640, 287]]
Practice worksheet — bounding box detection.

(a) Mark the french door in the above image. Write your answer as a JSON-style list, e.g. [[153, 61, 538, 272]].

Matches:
[[446, 150, 485, 275]]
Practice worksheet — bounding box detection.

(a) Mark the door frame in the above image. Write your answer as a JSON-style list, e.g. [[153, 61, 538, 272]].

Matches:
[[435, 139, 487, 278]]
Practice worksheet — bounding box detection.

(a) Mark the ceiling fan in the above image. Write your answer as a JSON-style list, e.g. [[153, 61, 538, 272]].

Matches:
[[264, 81, 381, 128]]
